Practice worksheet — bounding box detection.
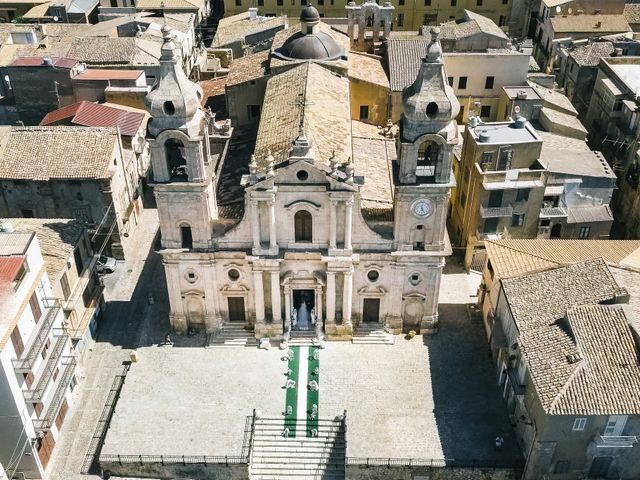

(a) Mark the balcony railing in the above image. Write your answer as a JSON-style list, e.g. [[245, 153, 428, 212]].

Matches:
[[539, 206, 567, 218], [482, 170, 546, 190], [594, 436, 638, 448], [476, 228, 508, 241], [24, 334, 69, 403], [33, 357, 76, 432], [65, 284, 104, 340], [13, 300, 61, 373], [480, 204, 513, 219]]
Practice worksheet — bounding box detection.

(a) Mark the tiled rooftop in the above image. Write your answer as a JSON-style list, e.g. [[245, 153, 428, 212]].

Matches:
[[1, 218, 84, 283], [199, 50, 270, 102], [0, 126, 118, 181], [213, 11, 286, 47], [550, 14, 630, 34], [254, 62, 351, 168], [624, 4, 640, 25], [348, 51, 388, 88], [537, 130, 615, 178], [569, 41, 614, 67], [501, 259, 631, 414], [68, 37, 136, 65]]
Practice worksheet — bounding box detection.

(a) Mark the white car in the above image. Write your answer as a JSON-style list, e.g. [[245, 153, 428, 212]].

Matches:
[[97, 255, 117, 274]]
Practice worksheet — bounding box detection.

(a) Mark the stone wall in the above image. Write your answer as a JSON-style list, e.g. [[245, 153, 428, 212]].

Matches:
[[346, 465, 520, 480], [100, 459, 249, 479]]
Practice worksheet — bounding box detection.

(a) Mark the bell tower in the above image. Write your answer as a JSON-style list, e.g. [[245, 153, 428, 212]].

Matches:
[[394, 26, 459, 251], [146, 25, 217, 250]]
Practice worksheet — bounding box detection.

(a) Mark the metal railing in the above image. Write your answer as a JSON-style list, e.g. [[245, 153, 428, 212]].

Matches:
[[24, 334, 69, 403], [33, 356, 76, 432], [539, 206, 567, 218], [345, 457, 524, 469], [98, 455, 248, 465], [479, 204, 513, 219], [13, 300, 61, 373], [63, 254, 99, 312]]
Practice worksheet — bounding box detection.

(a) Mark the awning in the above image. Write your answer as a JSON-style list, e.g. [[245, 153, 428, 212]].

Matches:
[[544, 185, 564, 196]]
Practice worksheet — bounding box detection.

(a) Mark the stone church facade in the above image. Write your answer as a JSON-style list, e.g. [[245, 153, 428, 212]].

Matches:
[[146, 10, 458, 341]]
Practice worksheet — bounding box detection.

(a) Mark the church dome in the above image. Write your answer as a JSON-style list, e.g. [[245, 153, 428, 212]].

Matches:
[[300, 5, 320, 22], [274, 30, 345, 61]]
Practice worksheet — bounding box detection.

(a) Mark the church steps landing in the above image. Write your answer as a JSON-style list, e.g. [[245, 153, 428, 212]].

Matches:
[[351, 324, 394, 345], [251, 417, 345, 480], [206, 323, 257, 348]]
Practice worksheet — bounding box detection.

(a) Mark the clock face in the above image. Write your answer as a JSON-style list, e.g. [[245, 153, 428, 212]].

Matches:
[[413, 199, 434, 218]]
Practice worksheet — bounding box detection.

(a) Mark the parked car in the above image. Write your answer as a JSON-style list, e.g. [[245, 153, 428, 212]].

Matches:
[[97, 255, 117, 274]]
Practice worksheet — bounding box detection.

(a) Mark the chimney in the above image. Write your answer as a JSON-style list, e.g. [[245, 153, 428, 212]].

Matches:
[[248, 7, 258, 20], [516, 90, 528, 100], [0, 222, 15, 233], [613, 48, 623, 57]]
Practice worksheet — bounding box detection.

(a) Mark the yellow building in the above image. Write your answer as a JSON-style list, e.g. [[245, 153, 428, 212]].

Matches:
[[223, 0, 514, 32]]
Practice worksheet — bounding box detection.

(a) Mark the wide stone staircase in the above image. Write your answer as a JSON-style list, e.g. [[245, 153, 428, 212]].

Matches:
[[288, 330, 317, 346], [206, 323, 257, 348], [250, 417, 346, 480], [351, 323, 394, 345]]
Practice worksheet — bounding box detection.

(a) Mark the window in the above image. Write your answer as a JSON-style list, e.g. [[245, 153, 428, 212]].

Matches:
[[476, 0, 482, 5], [499, 15, 506, 26], [29, 292, 41, 322], [480, 105, 491, 118], [297, 170, 309, 181], [604, 415, 628, 436], [291, 0, 295, 5], [463, 166, 470, 183], [60, 272, 71, 300], [578, 226, 591, 239], [516, 189, 530, 202], [422, 14, 429, 25], [450, 0, 456, 5], [424, 0, 430, 4], [399, 0, 404, 5], [21, 209, 35, 218], [235, 0, 241, 5], [12, 261, 28, 291], [166, 138, 187, 180], [359, 105, 369, 120], [228, 269, 240, 281], [258, 0, 264, 5], [502, 0, 508, 3], [481, 151, 494, 170], [294, 210, 312, 242], [458, 77, 467, 89], [367, 270, 379, 282], [448, 76, 453, 87], [181, 225, 193, 249], [396, 13, 404, 26], [318, 0, 324, 4], [497, 149, 513, 170], [247, 104, 260, 119], [484, 76, 495, 89], [110, 0, 117, 6], [460, 190, 466, 207], [277, 0, 283, 5], [511, 213, 525, 227], [573, 417, 587, 431], [554, 461, 570, 474], [409, 273, 421, 285], [10, 326, 24, 358]]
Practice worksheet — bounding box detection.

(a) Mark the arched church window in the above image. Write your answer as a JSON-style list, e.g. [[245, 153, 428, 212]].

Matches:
[[417, 140, 439, 177], [294, 210, 312, 243], [166, 138, 188, 181], [366, 15, 373, 27], [180, 224, 193, 249]]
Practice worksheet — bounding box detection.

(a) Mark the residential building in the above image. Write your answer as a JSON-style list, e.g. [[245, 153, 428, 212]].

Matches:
[[0, 227, 78, 479], [71, 69, 149, 107], [221, 0, 514, 33], [583, 56, 640, 239], [533, 0, 630, 73], [135, 0, 210, 24], [211, 9, 288, 58], [148, 6, 457, 339], [22, 0, 99, 24], [1, 218, 104, 361], [0, 126, 146, 260], [478, 241, 640, 480], [624, 3, 640, 32], [452, 83, 617, 268], [386, 10, 530, 123], [555, 38, 640, 117]]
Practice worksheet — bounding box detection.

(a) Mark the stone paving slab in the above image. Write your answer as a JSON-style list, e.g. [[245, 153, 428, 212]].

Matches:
[[100, 346, 286, 457]]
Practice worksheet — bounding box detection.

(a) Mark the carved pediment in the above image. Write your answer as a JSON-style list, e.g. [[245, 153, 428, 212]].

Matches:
[[357, 285, 387, 295], [246, 160, 357, 192], [220, 283, 250, 293]]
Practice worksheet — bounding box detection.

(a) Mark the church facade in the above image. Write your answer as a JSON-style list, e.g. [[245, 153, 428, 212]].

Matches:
[[146, 7, 458, 341]]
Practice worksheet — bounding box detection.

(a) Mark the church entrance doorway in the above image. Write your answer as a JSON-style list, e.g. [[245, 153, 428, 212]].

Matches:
[[362, 298, 380, 323], [292, 289, 315, 331], [227, 297, 246, 323]]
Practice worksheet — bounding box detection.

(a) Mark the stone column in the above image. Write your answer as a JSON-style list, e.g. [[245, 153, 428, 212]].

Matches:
[[342, 267, 353, 325], [268, 199, 277, 251], [358, 18, 365, 45], [284, 286, 291, 323], [347, 11, 355, 41], [326, 271, 335, 323], [329, 200, 337, 250], [253, 270, 265, 324], [316, 288, 323, 322], [344, 199, 353, 251], [251, 200, 261, 251], [166, 262, 187, 333], [270, 270, 281, 323]]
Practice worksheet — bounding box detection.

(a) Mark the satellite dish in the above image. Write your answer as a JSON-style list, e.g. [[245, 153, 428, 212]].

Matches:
[[555, 6, 561, 13], [567, 7, 572, 14], [514, 105, 521, 113], [53, 15, 59, 21]]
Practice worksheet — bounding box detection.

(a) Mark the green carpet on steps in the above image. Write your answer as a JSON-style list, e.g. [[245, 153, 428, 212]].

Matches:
[[307, 346, 319, 437], [284, 346, 300, 436]]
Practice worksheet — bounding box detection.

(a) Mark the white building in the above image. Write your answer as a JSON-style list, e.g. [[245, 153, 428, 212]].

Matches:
[[0, 225, 79, 479]]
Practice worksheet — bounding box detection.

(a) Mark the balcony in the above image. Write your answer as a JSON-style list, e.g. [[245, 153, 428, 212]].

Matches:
[[33, 357, 76, 433], [12, 300, 61, 373], [23, 333, 69, 403], [539, 206, 567, 218], [594, 436, 638, 448], [476, 227, 508, 241], [480, 204, 513, 219], [482, 170, 546, 190]]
